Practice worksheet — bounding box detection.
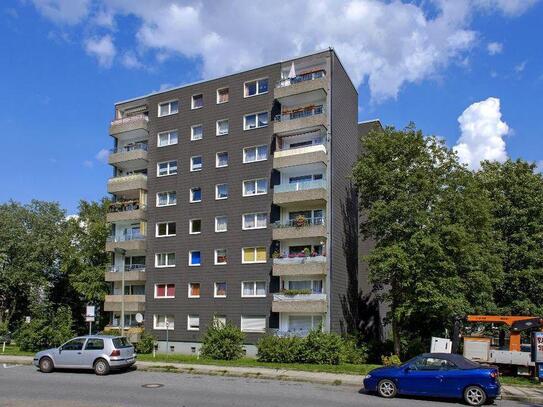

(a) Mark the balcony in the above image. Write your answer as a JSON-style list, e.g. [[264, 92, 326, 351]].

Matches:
[[108, 143, 148, 166], [105, 234, 146, 252], [274, 144, 327, 169], [273, 179, 327, 207], [109, 114, 148, 137], [107, 173, 147, 195], [105, 265, 146, 282], [104, 295, 145, 312], [272, 255, 327, 276], [272, 217, 326, 240], [274, 70, 327, 100], [106, 200, 147, 223], [272, 293, 327, 313], [274, 105, 326, 134]]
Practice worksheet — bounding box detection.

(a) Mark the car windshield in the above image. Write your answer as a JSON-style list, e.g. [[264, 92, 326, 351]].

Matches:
[[112, 337, 132, 349]]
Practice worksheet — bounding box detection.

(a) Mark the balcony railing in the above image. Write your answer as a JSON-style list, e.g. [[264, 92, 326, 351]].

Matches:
[[275, 105, 324, 122], [108, 200, 146, 213], [107, 264, 146, 273], [273, 293, 327, 302], [273, 217, 325, 228], [110, 114, 148, 126], [111, 142, 148, 154], [273, 255, 326, 265], [107, 233, 145, 243], [276, 70, 326, 88], [274, 179, 326, 193]]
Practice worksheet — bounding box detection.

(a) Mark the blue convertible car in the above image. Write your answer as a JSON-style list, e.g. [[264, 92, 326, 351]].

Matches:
[[363, 353, 500, 406]]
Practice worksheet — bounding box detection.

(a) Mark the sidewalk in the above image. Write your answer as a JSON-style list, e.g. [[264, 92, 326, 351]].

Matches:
[[1, 355, 542, 403]]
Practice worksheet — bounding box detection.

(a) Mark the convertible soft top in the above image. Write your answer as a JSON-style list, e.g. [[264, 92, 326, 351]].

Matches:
[[422, 353, 483, 369]]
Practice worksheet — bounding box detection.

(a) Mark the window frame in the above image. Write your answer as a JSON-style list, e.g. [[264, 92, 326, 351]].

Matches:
[[191, 93, 203, 110], [191, 124, 203, 141], [190, 187, 202, 203], [243, 111, 269, 131], [216, 151, 228, 168], [156, 191, 177, 207], [215, 216, 227, 233], [242, 212, 267, 230], [153, 314, 174, 330], [157, 100, 179, 117], [242, 247, 267, 264], [155, 252, 176, 268], [156, 221, 177, 238], [157, 129, 178, 147], [240, 316, 266, 333], [216, 119, 229, 136], [243, 78, 269, 98], [187, 314, 200, 331], [189, 218, 201, 235], [216, 87, 229, 104], [242, 178, 268, 197], [241, 281, 267, 298], [214, 282, 227, 298], [154, 283, 176, 299], [214, 249, 227, 265], [215, 183, 229, 200], [242, 145, 268, 163], [157, 160, 178, 177], [188, 282, 201, 298], [189, 250, 201, 267], [190, 155, 203, 172]]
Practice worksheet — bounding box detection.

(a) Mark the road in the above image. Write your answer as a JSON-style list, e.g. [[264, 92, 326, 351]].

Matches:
[[0, 364, 530, 407]]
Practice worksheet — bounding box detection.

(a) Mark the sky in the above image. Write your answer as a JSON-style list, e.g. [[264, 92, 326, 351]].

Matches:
[[0, 0, 542, 214]]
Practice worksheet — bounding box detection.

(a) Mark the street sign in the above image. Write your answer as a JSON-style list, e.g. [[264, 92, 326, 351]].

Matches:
[[85, 316, 95, 322], [86, 305, 95, 318], [533, 332, 543, 363]]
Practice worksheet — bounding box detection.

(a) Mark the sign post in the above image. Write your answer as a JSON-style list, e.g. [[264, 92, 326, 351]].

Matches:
[[86, 305, 96, 335], [532, 331, 543, 382]]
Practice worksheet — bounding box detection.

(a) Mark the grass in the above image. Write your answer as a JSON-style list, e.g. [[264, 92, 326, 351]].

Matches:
[[0, 344, 34, 356], [499, 375, 542, 387]]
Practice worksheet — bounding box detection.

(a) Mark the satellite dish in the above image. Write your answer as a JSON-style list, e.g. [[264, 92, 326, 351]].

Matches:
[[135, 313, 144, 323]]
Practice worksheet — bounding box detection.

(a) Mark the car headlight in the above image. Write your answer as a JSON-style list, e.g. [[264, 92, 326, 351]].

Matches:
[[365, 374, 372, 379]]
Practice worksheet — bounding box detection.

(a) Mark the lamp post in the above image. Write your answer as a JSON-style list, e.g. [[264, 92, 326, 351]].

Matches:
[[165, 320, 169, 360]]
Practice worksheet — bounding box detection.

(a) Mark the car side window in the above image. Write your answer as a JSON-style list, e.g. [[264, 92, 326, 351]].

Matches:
[[84, 338, 104, 351], [414, 357, 456, 370], [62, 338, 86, 351]]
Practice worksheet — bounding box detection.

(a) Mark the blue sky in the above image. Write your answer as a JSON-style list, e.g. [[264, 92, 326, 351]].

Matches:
[[0, 0, 542, 213]]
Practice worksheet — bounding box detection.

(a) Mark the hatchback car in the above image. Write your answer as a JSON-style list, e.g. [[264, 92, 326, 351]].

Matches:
[[33, 335, 136, 375], [363, 353, 500, 406]]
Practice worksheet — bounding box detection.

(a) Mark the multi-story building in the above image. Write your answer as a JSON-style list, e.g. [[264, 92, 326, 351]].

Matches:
[[104, 48, 379, 353]]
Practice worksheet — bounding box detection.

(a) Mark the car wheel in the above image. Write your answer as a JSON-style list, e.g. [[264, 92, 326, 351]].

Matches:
[[377, 379, 397, 398], [464, 385, 487, 406], [39, 357, 54, 373], [93, 358, 110, 376]]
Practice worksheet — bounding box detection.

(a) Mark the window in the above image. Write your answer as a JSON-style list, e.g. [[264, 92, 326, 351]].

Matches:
[[243, 179, 268, 196], [157, 130, 178, 147], [155, 253, 176, 268], [157, 160, 178, 177], [158, 100, 179, 117], [215, 183, 228, 200], [242, 247, 267, 264], [62, 338, 86, 351], [241, 316, 266, 333], [190, 187, 202, 203], [216, 152, 228, 168], [153, 315, 174, 330], [191, 94, 203, 109], [288, 315, 322, 332], [242, 281, 266, 297], [287, 279, 323, 293], [191, 124, 203, 141], [190, 156, 202, 171], [243, 145, 268, 163], [124, 284, 145, 295], [189, 250, 201, 266], [189, 219, 201, 234], [214, 282, 227, 298], [215, 216, 227, 232], [215, 249, 227, 265], [242, 213, 267, 230], [244, 112, 268, 130], [155, 283, 175, 298], [244, 78, 268, 97], [217, 87, 229, 104], [188, 282, 200, 298], [84, 338, 104, 350], [412, 357, 456, 371], [213, 315, 226, 327], [156, 221, 176, 237], [187, 315, 200, 331], [216, 119, 229, 136], [157, 191, 177, 207]]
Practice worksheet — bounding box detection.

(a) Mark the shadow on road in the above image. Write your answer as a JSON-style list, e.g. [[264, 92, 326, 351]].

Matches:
[[33, 365, 138, 376]]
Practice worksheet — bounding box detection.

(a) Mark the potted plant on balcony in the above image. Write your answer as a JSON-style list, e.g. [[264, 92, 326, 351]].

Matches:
[[294, 214, 307, 228], [281, 288, 312, 296]]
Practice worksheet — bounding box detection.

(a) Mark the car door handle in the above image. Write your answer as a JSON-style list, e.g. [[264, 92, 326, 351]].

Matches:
[[77, 352, 82, 354], [436, 375, 444, 381]]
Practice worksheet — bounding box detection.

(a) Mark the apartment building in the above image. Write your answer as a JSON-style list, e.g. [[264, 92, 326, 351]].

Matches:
[[104, 48, 378, 353]]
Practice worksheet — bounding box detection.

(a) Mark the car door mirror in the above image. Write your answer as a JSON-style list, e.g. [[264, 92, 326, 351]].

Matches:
[[58, 346, 62, 354]]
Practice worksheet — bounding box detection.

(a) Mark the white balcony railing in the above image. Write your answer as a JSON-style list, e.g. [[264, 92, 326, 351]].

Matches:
[[274, 179, 326, 193], [275, 105, 324, 122], [273, 217, 325, 228], [111, 142, 148, 154], [107, 264, 146, 273], [273, 255, 326, 265], [107, 233, 145, 243], [276, 70, 326, 88]]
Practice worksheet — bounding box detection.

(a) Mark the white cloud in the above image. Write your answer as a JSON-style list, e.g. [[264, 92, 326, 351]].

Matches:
[[514, 60, 527, 73], [31, 0, 91, 24], [474, 0, 540, 16], [487, 42, 503, 55], [454, 97, 509, 170], [121, 51, 143, 69], [95, 148, 110, 163], [84, 35, 116, 67]]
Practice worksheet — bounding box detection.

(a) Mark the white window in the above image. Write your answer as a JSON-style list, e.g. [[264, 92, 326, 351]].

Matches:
[[189, 250, 201, 266], [242, 213, 267, 230], [155, 253, 176, 268], [243, 145, 268, 163], [190, 187, 202, 203], [187, 315, 200, 331], [189, 219, 201, 234], [154, 284, 175, 299], [242, 281, 266, 298], [213, 315, 227, 327], [243, 112, 268, 130], [156, 221, 176, 237], [216, 152, 228, 168], [190, 156, 202, 171], [188, 282, 200, 298], [215, 216, 227, 233], [157, 160, 177, 177], [215, 183, 228, 200], [244, 78, 268, 97], [241, 316, 266, 333], [191, 124, 203, 141], [243, 179, 268, 196], [216, 87, 229, 104], [242, 247, 267, 264], [215, 249, 227, 265], [156, 191, 176, 207], [216, 119, 229, 136], [214, 282, 227, 298], [154, 314, 174, 330], [191, 94, 203, 109], [157, 130, 178, 147], [158, 100, 179, 117]]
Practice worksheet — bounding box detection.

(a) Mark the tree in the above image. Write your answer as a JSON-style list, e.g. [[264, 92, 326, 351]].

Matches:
[[352, 124, 502, 356]]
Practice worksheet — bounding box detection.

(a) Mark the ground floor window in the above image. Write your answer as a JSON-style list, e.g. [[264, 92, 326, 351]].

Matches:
[[241, 316, 266, 333], [288, 315, 323, 332]]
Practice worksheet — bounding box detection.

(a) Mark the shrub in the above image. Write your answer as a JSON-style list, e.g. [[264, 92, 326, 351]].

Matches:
[[381, 354, 402, 366], [256, 335, 304, 363], [341, 337, 369, 364], [15, 306, 74, 352], [0, 321, 8, 337], [135, 331, 155, 354], [200, 321, 245, 360], [300, 329, 344, 365]]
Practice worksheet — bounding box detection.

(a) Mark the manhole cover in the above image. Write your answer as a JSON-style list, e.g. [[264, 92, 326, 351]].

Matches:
[[142, 383, 164, 389]]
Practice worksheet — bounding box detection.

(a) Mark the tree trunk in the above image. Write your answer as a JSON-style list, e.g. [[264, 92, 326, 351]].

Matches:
[[391, 279, 401, 356]]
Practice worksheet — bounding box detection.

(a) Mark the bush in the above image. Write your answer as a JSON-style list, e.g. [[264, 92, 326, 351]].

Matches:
[[135, 331, 155, 354], [341, 337, 369, 364], [257, 335, 304, 363], [381, 354, 402, 366], [0, 321, 8, 337], [15, 306, 74, 352], [200, 321, 245, 360]]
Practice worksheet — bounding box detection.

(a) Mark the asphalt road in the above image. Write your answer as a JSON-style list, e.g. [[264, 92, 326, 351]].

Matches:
[[0, 364, 531, 407]]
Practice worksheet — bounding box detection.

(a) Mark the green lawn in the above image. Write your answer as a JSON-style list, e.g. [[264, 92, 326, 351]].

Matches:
[[0, 344, 34, 356]]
